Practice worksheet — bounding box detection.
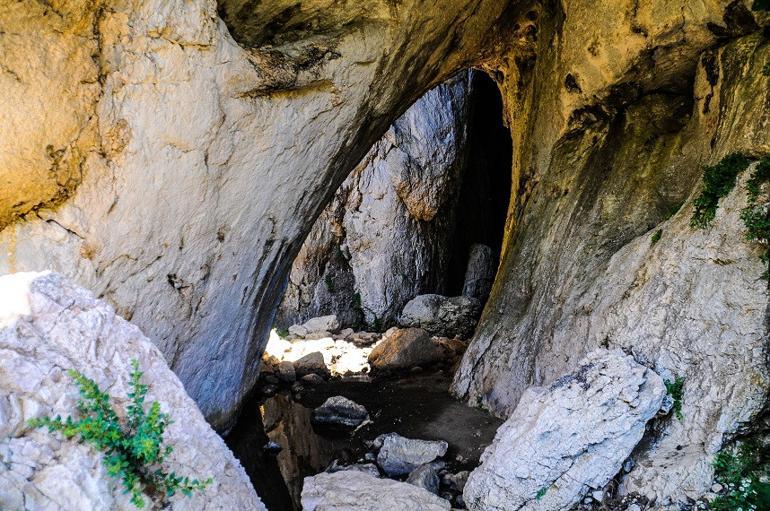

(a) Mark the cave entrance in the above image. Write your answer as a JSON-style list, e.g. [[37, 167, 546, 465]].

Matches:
[[275, 70, 512, 334], [230, 71, 513, 510]]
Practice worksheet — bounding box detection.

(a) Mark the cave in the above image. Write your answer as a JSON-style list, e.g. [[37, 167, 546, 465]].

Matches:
[[4, 2, 770, 510], [276, 70, 513, 332]]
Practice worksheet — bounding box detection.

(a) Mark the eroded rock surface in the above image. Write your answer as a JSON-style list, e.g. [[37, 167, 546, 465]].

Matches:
[[0, 272, 264, 510], [301, 471, 451, 511], [376, 433, 448, 477], [399, 295, 481, 338], [463, 350, 665, 511]]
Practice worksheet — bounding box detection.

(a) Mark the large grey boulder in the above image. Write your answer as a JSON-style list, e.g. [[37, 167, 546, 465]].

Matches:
[[376, 433, 448, 477], [0, 272, 264, 511], [463, 350, 665, 511], [301, 471, 450, 511], [399, 295, 481, 339], [368, 328, 446, 371]]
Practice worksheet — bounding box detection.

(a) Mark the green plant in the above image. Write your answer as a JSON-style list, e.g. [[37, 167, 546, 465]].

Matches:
[[664, 376, 685, 421], [691, 154, 751, 229], [740, 156, 770, 279], [29, 361, 212, 508], [352, 292, 362, 309], [711, 439, 770, 510], [651, 229, 662, 245], [535, 486, 548, 501]]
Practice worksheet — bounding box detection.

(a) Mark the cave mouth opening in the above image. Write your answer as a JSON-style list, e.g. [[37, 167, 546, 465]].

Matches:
[[274, 69, 512, 336]]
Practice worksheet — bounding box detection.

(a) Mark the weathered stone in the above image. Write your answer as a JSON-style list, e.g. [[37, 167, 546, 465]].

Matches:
[[293, 352, 330, 379], [0, 272, 264, 510], [302, 315, 340, 334], [311, 396, 369, 429], [407, 463, 441, 495], [326, 460, 381, 478], [288, 325, 308, 339], [463, 350, 665, 511], [399, 295, 481, 338], [462, 243, 495, 301], [443, 471, 469, 492], [276, 361, 296, 383], [368, 328, 446, 371], [376, 433, 448, 477], [300, 373, 325, 385], [301, 471, 450, 511]]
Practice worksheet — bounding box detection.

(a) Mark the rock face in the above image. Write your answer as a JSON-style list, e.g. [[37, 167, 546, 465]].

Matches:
[[301, 471, 451, 511], [277, 73, 473, 329], [0, 272, 264, 510], [376, 433, 448, 477], [461, 244, 495, 301], [368, 328, 446, 371], [453, 26, 770, 503], [399, 295, 481, 338], [463, 350, 666, 511]]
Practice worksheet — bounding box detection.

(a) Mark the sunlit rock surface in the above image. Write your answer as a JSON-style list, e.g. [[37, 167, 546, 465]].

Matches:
[[463, 350, 665, 511], [302, 470, 451, 511], [0, 272, 263, 510]]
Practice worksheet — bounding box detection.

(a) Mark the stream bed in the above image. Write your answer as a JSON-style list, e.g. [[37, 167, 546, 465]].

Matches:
[[226, 370, 503, 510]]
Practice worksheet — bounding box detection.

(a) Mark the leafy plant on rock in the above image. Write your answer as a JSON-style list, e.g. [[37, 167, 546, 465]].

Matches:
[[740, 156, 770, 279], [29, 360, 212, 508], [691, 154, 751, 229], [711, 439, 770, 510], [664, 376, 685, 422]]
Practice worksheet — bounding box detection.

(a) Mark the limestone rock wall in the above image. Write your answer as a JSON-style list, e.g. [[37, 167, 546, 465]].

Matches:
[[277, 73, 472, 329], [454, 18, 770, 504], [0, 272, 264, 510]]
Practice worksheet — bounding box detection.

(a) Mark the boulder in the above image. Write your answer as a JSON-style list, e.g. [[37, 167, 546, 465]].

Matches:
[[288, 324, 309, 338], [326, 460, 381, 478], [302, 315, 340, 334], [301, 471, 450, 511], [276, 361, 296, 383], [368, 328, 445, 371], [463, 350, 665, 511], [407, 463, 441, 495], [376, 433, 448, 477], [399, 295, 481, 339], [462, 243, 495, 301], [311, 396, 369, 429], [293, 352, 330, 379], [0, 272, 264, 510]]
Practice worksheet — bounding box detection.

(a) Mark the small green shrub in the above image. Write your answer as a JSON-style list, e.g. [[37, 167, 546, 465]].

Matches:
[[275, 327, 290, 339], [535, 486, 548, 501], [740, 156, 770, 278], [711, 439, 770, 510], [664, 376, 685, 421], [691, 154, 751, 229], [29, 360, 212, 508], [651, 229, 662, 245]]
